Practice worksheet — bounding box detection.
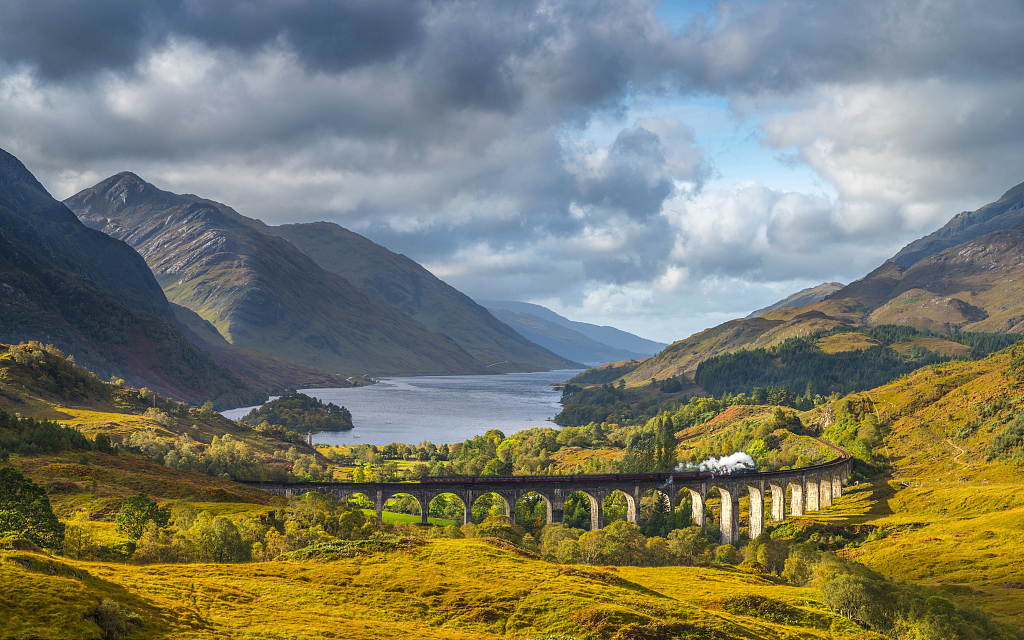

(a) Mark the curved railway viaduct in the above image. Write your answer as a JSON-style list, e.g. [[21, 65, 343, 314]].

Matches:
[[244, 447, 852, 544]]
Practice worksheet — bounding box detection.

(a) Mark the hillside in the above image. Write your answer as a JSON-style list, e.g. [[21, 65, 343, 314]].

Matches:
[[485, 306, 645, 364], [478, 299, 667, 356], [802, 347, 1024, 622], [0, 150, 261, 408], [170, 303, 350, 394], [65, 173, 487, 377], [746, 282, 845, 318], [617, 184, 1024, 386], [269, 221, 579, 372]]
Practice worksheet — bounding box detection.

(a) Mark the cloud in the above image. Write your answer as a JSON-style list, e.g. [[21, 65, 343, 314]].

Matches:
[[0, 0, 1023, 344]]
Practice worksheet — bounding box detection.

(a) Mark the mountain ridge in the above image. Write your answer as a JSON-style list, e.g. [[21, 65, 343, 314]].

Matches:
[[745, 282, 844, 318], [267, 221, 579, 372], [484, 306, 648, 364], [65, 173, 488, 377], [614, 182, 1024, 387], [476, 299, 666, 356], [0, 150, 261, 407]]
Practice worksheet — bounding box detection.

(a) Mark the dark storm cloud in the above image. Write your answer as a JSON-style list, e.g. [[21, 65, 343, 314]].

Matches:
[[0, 0, 423, 80]]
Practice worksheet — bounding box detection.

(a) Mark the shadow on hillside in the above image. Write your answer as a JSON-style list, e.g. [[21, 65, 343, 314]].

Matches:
[[845, 478, 897, 523]]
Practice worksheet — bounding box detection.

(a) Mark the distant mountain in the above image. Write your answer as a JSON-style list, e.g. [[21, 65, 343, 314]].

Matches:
[[746, 282, 844, 318], [65, 173, 486, 377], [268, 222, 579, 372], [0, 149, 261, 407], [615, 182, 1024, 387], [476, 300, 666, 356], [890, 180, 1024, 267], [484, 307, 647, 365]]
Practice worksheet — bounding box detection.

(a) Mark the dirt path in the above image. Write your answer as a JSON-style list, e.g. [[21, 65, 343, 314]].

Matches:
[[946, 438, 969, 469]]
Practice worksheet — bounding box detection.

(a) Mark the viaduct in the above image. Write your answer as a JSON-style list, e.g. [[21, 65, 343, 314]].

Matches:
[[244, 451, 852, 545]]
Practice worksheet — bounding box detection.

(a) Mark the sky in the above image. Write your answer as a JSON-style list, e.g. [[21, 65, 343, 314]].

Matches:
[[1, 0, 1023, 344]]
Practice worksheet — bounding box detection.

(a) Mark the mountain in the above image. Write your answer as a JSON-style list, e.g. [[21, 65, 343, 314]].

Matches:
[[616, 183, 1024, 386], [484, 306, 646, 364], [64, 173, 486, 377], [266, 222, 579, 372], [889, 180, 1024, 267], [0, 149, 260, 407], [745, 282, 844, 318], [476, 300, 666, 356]]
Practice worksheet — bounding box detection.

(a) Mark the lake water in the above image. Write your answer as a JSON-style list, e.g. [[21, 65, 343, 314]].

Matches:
[[221, 369, 584, 446]]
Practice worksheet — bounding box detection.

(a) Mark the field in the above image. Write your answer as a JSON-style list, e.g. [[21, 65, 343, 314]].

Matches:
[[2, 539, 880, 640]]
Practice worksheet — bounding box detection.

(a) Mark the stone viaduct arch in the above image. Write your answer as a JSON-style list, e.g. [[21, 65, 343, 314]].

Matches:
[[245, 449, 852, 544]]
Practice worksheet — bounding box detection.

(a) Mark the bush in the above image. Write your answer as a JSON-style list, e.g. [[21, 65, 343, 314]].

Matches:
[[91, 598, 142, 640]]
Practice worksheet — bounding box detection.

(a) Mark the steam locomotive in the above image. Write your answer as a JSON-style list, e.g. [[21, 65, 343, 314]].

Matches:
[[418, 467, 757, 485]]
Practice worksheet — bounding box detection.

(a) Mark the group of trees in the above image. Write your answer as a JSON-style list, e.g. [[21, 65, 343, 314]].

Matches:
[[0, 407, 92, 459], [241, 392, 353, 432], [128, 492, 390, 564], [125, 430, 330, 482]]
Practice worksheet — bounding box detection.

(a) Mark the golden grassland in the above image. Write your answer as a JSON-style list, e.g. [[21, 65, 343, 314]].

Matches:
[[4, 343, 1024, 635], [887, 336, 973, 358], [1, 539, 882, 640], [814, 333, 882, 354], [799, 352, 1024, 625]]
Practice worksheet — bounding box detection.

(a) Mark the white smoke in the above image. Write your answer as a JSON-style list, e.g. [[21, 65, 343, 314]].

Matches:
[[675, 452, 756, 474]]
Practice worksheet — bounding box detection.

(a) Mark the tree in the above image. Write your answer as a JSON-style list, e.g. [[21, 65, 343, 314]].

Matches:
[[0, 467, 65, 549], [578, 529, 606, 564], [115, 493, 170, 540], [602, 520, 646, 565], [186, 512, 251, 562], [477, 515, 524, 545], [715, 544, 738, 565], [666, 526, 708, 564]]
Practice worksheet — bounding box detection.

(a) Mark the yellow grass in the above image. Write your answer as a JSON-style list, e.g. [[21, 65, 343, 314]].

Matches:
[[1, 539, 883, 640], [815, 333, 882, 354]]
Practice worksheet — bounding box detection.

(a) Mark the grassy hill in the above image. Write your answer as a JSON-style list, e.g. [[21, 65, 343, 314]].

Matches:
[[270, 222, 580, 373], [3, 339, 1024, 637], [799, 348, 1024, 624], [65, 173, 487, 377]]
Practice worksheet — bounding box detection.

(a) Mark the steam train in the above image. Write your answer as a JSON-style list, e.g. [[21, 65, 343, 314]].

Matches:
[[418, 467, 759, 485]]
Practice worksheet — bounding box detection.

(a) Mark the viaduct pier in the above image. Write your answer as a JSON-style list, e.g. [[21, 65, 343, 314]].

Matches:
[[244, 449, 852, 544]]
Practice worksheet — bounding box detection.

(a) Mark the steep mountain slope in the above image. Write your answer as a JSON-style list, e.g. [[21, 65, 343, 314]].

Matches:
[[0, 149, 259, 407], [477, 299, 666, 355], [65, 173, 485, 377], [170, 303, 346, 392], [268, 221, 578, 372], [890, 179, 1024, 267], [485, 306, 645, 364], [745, 282, 844, 318]]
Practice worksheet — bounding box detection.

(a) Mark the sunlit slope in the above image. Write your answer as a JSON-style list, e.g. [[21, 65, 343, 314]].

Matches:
[[621, 301, 863, 383], [802, 350, 1024, 622], [65, 173, 485, 377], [1, 539, 880, 640], [0, 343, 300, 517]]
